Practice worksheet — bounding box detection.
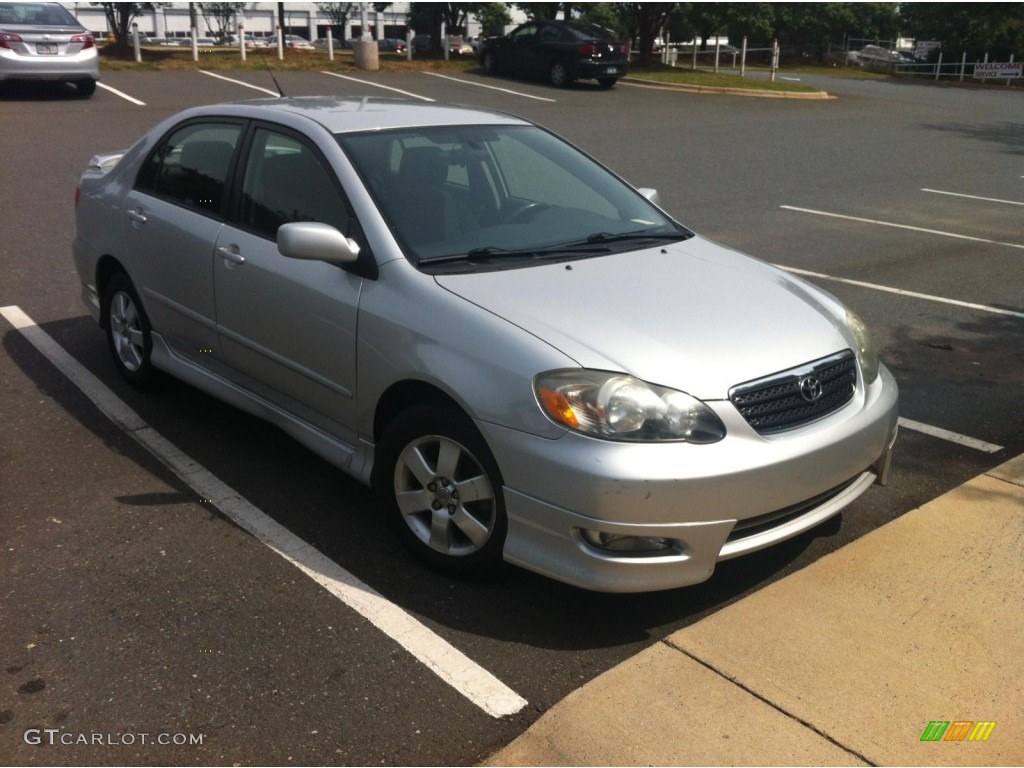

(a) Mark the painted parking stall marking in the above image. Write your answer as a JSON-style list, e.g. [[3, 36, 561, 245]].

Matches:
[[320, 71, 434, 101], [897, 418, 1004, 454], [0, 304, 528, 719], [775, 265, 1024, 321], [423, 72, 558, 102], [96, 81, 146, 106], [921, 188, 1024, 207], [199, 70, 281, 97], [780, 205, 1024, 251]]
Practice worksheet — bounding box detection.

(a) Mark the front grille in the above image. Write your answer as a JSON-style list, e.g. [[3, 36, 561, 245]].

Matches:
[[729, 350, 856, 434]]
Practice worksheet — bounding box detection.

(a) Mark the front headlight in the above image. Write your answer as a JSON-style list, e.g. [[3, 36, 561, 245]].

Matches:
[[535, 370, 726, 443], [846, 309, 880, 384]]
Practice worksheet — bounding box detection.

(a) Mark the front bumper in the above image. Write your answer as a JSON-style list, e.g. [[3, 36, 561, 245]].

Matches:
[[484, 365, 899, 592]]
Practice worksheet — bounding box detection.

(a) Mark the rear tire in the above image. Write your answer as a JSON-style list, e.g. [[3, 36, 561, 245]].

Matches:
[[102, 272, 156, 388], [75, 78, 96, 97], [549, 60, 573, 87], [374, 402, 507, 578], [597, 77, 618, 88]]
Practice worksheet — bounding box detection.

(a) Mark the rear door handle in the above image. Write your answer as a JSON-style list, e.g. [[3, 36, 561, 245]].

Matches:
[[216, 245, 245, 265], [126, 208, 147, 225]]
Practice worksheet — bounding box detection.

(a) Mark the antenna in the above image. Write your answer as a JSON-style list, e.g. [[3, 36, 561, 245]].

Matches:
[[262, 58, 286, 98]]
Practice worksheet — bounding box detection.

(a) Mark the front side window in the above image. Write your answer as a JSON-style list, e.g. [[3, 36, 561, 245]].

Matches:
[[237, 127, 352, 239], [135, 122, 242, 216], [339, 125, 684, 266]]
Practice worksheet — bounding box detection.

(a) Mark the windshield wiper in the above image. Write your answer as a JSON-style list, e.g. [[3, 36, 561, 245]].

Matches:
[[420, 243, 609, 265], [584, 229, 691, 245]]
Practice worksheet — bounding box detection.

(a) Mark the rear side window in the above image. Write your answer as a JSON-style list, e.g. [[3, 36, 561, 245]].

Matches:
[[135, 122, 242, 216]]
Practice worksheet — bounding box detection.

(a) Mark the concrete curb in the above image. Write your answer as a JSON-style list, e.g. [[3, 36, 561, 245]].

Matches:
[[484, 453, 1024, 766], [620, 76, 835, 99]]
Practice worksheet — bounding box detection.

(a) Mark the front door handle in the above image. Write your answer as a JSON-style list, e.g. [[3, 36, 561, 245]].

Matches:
[[126, 208, 147, 225], [216, 245, 245, 265]]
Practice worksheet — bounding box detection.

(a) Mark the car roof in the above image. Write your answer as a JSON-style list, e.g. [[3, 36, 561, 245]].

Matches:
[[194, 97, 532, 135]]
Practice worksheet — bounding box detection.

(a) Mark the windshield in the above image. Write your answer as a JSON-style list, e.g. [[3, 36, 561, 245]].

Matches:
[[337, 125, 686, 267]]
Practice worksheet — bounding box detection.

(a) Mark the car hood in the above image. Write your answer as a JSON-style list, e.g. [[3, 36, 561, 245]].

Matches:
[[434, 236, 853, 400]]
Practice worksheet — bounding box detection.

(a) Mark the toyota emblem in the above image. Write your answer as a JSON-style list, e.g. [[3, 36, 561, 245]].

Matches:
[[798, 376, 823, 402]]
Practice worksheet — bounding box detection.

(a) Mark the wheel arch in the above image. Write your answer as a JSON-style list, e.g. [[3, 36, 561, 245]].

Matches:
[[373, 379, 467, 446], [95, 255, 131, 328]]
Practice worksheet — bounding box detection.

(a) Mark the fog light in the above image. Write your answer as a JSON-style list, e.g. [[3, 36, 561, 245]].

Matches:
[[580, 530, 677, 554]]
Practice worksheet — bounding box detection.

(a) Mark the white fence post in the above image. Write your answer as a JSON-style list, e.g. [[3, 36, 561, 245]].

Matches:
[[934, 50, 941, 81], [740, 35, 747, 77], [277, 24, 284, 60], [770, 38, 779, 82], [132, 22, 141, 62], [959, 51, 966, 81], [327, 27, 334, 61], [191, 26, 198, 62]]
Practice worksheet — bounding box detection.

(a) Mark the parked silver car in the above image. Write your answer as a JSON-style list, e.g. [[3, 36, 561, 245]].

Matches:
[[0, 1, 99, 95], [73, 97, 898, 592]]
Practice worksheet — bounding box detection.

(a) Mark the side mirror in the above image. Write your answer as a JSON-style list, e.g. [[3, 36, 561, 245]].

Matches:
[[637, 187, 661, 205], [277, 222, 360, 265]]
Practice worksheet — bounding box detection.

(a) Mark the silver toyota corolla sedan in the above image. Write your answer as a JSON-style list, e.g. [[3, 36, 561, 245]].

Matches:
[[73, 97, 898, 592]]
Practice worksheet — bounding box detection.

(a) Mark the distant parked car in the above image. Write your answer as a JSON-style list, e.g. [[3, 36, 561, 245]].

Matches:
[[379, 38, 407, 54], [480, 19, 629, 88], [447, 35, 473, 56], [0, 1, 99, 96], [269, 35, 314, 50], [858, 45, 907, 69], [411, 34, 431, 54]]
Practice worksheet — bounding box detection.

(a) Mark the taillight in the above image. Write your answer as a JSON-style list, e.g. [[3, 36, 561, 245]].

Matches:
[[75, 185, 81, 208], [0, 31, 24, 49], [71, 33, 95, 49], [576, 43, 595, 56], [618, 44, 629, 55]]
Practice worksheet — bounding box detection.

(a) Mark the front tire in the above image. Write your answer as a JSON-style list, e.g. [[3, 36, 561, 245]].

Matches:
[[102, 272, 155, 388], [374, 403, 507, 578]]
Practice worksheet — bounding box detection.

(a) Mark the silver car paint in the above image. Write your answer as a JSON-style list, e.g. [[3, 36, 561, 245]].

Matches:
[[74, 97, 899, 592]]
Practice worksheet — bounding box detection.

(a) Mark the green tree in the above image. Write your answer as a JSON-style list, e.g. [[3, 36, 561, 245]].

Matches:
[[408, 3, 480, 53], [514, 3, 577, 21], [900, 3, 1024, 60], [198, 3, 245, 42], [475, 2, 513, 36], [91, 2, 154, 50], [618, 3, 677, 65], [318, 3, 356, 39], [772, 3, 897, 60]]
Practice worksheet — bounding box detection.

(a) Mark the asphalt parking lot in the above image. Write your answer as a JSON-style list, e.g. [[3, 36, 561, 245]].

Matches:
[[1, 69, 1021, 765]]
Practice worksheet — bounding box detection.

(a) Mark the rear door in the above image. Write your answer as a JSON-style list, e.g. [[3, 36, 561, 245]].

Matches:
[[122, 119, 244, 365]]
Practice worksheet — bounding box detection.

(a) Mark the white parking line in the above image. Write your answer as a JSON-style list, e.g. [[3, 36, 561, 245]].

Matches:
[[320, 71, 434, 101], [775, 265, 1024, 320], [422, 72, 558, 102], [897, 418, 1004, 453], [0, 305, 528, 719], [780, 205, 1024, 251], [199, 70, 281, 98], [96, 81, 146, 105], [921, 188, 1024, 206]]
